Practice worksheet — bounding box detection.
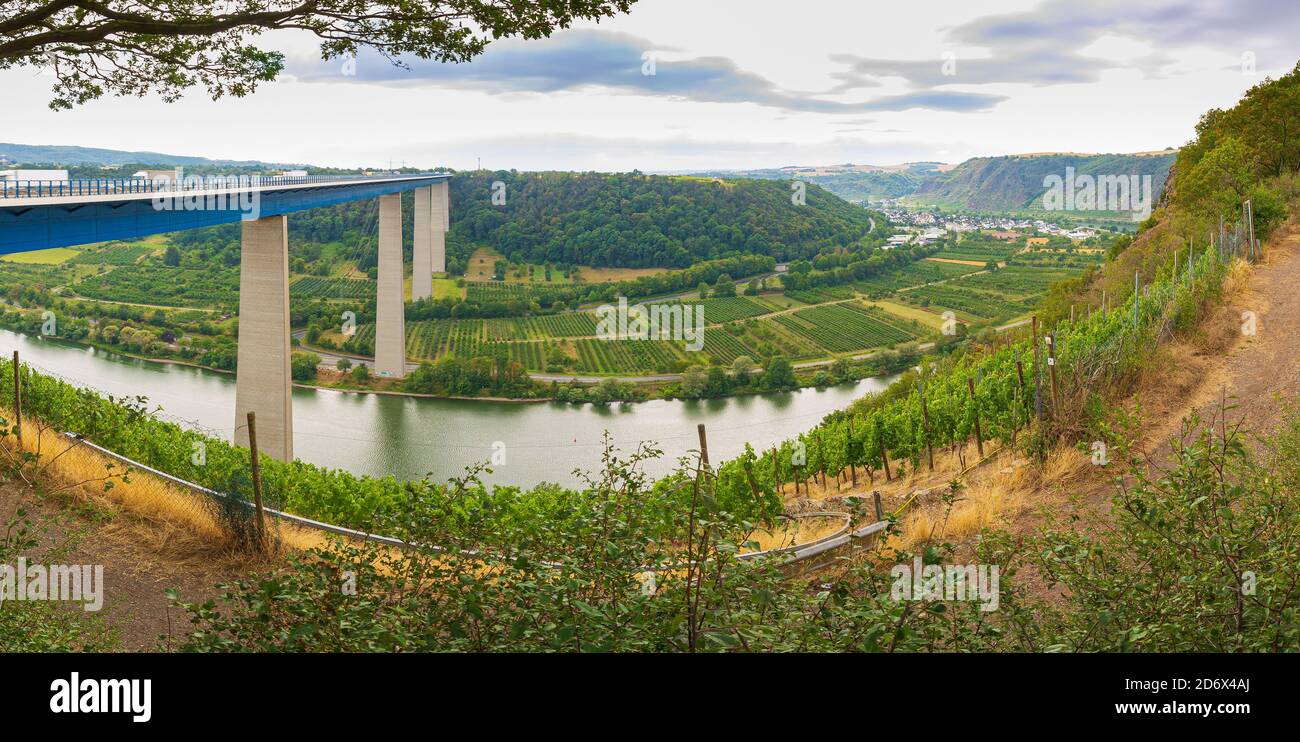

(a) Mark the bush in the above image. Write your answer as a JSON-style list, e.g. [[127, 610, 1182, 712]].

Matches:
[[290, 352, 321, 382]]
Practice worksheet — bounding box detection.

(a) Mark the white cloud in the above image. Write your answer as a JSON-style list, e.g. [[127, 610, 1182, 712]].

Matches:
[[1, 0, 1296, 171]]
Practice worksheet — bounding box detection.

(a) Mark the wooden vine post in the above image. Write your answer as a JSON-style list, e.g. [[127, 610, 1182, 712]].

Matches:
[[847, 417, 858, 487], [771, 446, 780, 497], [11, 350, 21, 448], [967, 376, 984, 458], [1048, 333, 1060, 419], [918, 379, 935, 471], [246, 411, 268, 552], [696, 423, 710, 474]]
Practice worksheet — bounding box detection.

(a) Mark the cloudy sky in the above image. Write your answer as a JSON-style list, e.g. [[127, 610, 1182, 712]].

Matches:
[[5, 0, 1299, 171]]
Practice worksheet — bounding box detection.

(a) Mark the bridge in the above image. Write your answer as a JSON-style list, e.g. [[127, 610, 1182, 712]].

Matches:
[[0, 173, 453, 462]]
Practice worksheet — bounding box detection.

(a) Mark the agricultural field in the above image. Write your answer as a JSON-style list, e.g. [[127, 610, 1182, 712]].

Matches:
[[573, 338, 688, 374], [430, 278, 463, 301], [465, 281, 539, 303], [291, 276, 376, 300], [0, 247, 81, 265], [644, 296, 775, 324], [783, 286, 855, 304], [463, 245, 669, 285], [899, 282, 1034, 324], [70, 242, 156, 265], [70, 265, 239, 308], [861, 299, 949, 331], [772, 302, 917, 353], [957, 266, 1079, 298], [306, 236, 1099, 379], [931, 244, 1017, 263], [851, 260, 981, 295]]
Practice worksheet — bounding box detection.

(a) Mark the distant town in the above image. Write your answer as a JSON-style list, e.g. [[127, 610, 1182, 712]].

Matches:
[[878, 204, 1106, 248]]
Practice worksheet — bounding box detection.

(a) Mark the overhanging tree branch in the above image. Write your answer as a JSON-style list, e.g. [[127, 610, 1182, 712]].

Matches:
[[0, 0, 637, 109]]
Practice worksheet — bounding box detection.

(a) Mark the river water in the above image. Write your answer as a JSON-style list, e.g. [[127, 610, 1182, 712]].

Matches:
[[3, 330, 898, 488]]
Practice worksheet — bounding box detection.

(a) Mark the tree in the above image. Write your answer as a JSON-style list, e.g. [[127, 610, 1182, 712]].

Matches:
[[2, 1, 637, 110], [731, 355, 754, 385], [291, 351, 321, 381], [677, 366, 708, 398], [163, 245, 181, 266], [336, 357, 353, 372], [712, 273, 736, 297], [762, 356, 796, 390]]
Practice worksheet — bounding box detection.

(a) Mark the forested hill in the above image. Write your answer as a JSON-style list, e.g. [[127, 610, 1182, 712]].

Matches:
[[448, 171, 884, 269], [908, 152, 1176, 211], [681, 163, 941, 202]]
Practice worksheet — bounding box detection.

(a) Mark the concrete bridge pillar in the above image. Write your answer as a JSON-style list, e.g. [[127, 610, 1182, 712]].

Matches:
[[375, 193, 407, 378], [412, 186, 433, 302], [234, 214, 293, 462], [431, 181, 449, 274]]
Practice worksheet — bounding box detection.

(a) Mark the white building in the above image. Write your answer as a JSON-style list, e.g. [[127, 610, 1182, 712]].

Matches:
[[132, 169, 177, 182], [1, 168, 69, 182]]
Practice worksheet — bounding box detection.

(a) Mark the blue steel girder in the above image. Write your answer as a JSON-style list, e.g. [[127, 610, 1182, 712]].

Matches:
[[0, 175, 449, 254]]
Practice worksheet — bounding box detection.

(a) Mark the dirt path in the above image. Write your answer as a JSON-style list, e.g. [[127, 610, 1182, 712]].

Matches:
[[1025, 220, 1300, 530], [1158, 224, 1300, 442], [0, 482, 261, 651]]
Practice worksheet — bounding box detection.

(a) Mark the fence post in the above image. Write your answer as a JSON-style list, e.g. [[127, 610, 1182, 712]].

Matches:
[[1032, 316, 1043, 432], [1133, 270, 1139, 330], [696, 423, 710, 474], [918, 379, 935, 472], [1245, 200, 1256, 262], [246, 411, 268, 552], [1012, 347, 1024, 446], [872, 491, 883, 522], [1048, 333, 1060, 421], [771, 446, 780, 496], [847, 417, 858, 487], [11, 350, 21, 448], [815, 428, 827, 487]]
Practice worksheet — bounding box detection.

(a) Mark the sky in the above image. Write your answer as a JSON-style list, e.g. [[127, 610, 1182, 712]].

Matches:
[[4, 0, 1299, 172]]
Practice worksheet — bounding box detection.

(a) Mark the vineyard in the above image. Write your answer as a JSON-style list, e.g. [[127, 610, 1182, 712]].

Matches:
[[309, 236, 1102, 376], [644, 296, 775, 323], [290, 276, 376, 300], [465, 281, 545, 303], [573, 337, 689, 374], [707, 240, 1234, 505], [70, 242, 155, 265], [783, 286, 855, 304], [772, 302, 917, 353], [71, 265, 240, 308], [900, 282, 1032, 323], [851, 260, 981, 295]]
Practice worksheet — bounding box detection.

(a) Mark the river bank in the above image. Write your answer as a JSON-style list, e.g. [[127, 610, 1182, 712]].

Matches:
[[0, 328, 902, 487]]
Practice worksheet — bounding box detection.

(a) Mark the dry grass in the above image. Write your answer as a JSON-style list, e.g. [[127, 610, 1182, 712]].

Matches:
[[887, 445, 1091, 551], [2, 409, 326, 565]]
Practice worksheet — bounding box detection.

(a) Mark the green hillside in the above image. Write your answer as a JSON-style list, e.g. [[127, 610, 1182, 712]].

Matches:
[[448, 171, 880, 269], [684, 162, 943, 202], [907, 152, 1177, 212]]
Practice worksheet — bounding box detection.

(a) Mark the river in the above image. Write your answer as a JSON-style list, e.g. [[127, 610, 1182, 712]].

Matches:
[[2, 329, 899, 488]]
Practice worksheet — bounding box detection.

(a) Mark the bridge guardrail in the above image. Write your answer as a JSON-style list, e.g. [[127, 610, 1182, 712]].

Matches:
[[0, 173, 446, 200]]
